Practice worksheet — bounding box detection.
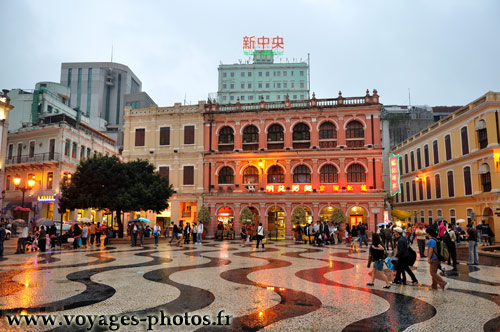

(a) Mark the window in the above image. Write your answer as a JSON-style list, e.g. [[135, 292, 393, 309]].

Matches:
[[248, 72, 252, 77], [6, 175, 10, 191], [218, 126, 234, 151], [406, 182, 410, 202], [450, 209, 456, 224], [433, 140, 439, 164], [277, 83, 281, 89], [399, 156, 403, 175], [461, 126, 469, 155], [184, 125, 195, 144], [249, 96, 253, 101], [300, 71, 304, 76], [222, 96, 227, 101], [447, 170, 454, 197], [283, 82, 288, 88], [404, 154, 409, 174], [160, 127, 170, 145], [426, 176, 431, 199], [265, 95, 270, 100], [29, 141, 35, 158], [420, 210, 425, 224], [241, 83, 244, 89], [416, 148, 422, 170], [87, 148, 91, 159], [292, 123, 310, 141], [159, 166, 169, 182], [400, 182, 405, 202], [319, 122, 337, 148], [7, 144, 13, 160], [218, 167, 234, 184], [424, 144, 430, 167], [347, 164, 365, 182], [230, 84, 234, 89], [467, 208, 473, 224], [47, 172, 53, 189], [266, 71, 269, 77], [283, 71, 287, 76], [320, 164, 338, 183], [135, 128, 145, 146], [346, 121, 364, 147], [412, 180, 416, 201], [223, 72, 227, 78], [230, 96, 234, 101], [418, 179, 424, 200], [241, 96, 245, 101], [243, 166, 259, 184], [428, 210, 433, 225], [248, 83, 252, 89], [266, 83, 270, 88], [183, 166, 194, 185], [16, 143, 22, 163], [293, 165, 311, 183], [258, 72, 262, 77], [72, 142, 77, 158], [300, 82, 305, 88], [258, 83, 262, 88], [241, 72, 245, 77], [437, 209, 442, 217], [64, 140, 70, 156], [463, 166, 472, 195], [481, 169, 491, 192], [267, 165, 284, 183], [242, 125, 259, 150], [478, 126, 488, 149], [410, 151, 415, 172], [80, 146, 85, 160], [223, 84, 227, 89], [267, 124, 284, 142], [435, 174, 441, 198], [445, 134, 452, 161], [230, 72, 234, 77]]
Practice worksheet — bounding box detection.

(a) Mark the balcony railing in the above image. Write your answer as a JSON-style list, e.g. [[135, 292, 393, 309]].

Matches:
[[6, 152, 61, 165]]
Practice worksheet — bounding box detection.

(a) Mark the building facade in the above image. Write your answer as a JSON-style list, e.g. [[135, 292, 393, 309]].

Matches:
[[60, 62, 142, 147], [0, 91, 14, 198], [217, 52, 309, 104], [391, 91, 500, 242], [203, 91, 384, 238], [122, 102, 205, 230]]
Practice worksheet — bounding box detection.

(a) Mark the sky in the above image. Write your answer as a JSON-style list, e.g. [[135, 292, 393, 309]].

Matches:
[[2, 0, 499, 107]]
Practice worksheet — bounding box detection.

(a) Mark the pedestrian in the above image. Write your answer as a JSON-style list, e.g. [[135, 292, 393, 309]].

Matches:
[[384, 224, 393, 251], [415, 224, 427, 258], [184, 222, 191, 244], [438, 220, 447, 238], [358, 223, 369, 248], [197, 222, 204, 244], [153, 224, 161, 245], [176, 221, 184, 248], [366, 233, 391, 289], [305, 222, 313, 245], [96, 223, 102, 245], [81, 223, 89, 248], [170, 222, 179, 244], [132, 222, 138, 247], [445, 224, 458, 271], [89, 223, 97, 245], [192, 223, 197, 243], [392, 227, 418, 285], [73, 224, 82, 249], [0, 223, 6, 257], [256, 222, 265, 250], [49, 225, 57, 249], [105, 227, 114, 246], [426, 228, 449, 290], [38, 226, 47, 252], [316, 221, 325, 246], [241, 225, 248, 247], [466, 223, 479, 265], [138, 222, 145, 247], [478, 220, 490, 246], [15, 225, 29, 254]]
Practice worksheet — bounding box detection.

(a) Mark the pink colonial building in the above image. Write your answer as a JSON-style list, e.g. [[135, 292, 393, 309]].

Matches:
[[203, 91, 385, 238]]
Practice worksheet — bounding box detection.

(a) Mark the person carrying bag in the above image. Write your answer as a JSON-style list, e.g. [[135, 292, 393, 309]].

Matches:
[[256, 222, 265, 250]]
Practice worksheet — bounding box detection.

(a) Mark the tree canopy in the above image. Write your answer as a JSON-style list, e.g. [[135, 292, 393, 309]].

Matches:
[[239, 207, 254, 225], [61, 155, 173, 236], [197, 206, 212, 225], [331, 208, 346, 223], [292, 207, 307, 225]]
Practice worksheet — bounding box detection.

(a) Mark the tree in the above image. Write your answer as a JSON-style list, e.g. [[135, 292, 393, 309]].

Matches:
[[197, 206, 212, 225], [331, 208, 346, 224], [292, 207, 306, 225], [61, 155, 173, 237], [239, 207, 254, 225]]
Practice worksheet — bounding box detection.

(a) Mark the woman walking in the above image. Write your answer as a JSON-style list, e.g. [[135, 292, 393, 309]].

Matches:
[[176, 221, 184, 248], [256, 222, 265, 250], [366, 233, 391, 289]]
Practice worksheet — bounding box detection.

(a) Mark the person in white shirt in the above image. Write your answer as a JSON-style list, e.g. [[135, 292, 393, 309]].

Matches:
[[153, 224, 161, 245], [15, 226, 29, 254], [197, 223, 204, 244], [256, 222, 265, 250], [82, 224, 89, 247]]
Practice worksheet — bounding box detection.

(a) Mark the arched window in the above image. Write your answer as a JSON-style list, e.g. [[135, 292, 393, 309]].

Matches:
[[319, 122, 337, 148], [320, 164, 338, 183], [476, 120, 488, 149], [218, 166, 234, 184], [267, 124, 284, 150], [218, 126, 234, 151], [242, 125, 259, 151], [267, 165, 284, 183], [292, 123, 310, 149], [243, 166, 259, 184], [346, 121, 364, 147], [479, 163, 491, 192], [347, 164, 365, 182], [293, 165, 311, 183]]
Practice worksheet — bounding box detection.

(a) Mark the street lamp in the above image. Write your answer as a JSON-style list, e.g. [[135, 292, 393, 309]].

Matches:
[[13, 175, 35, 208]]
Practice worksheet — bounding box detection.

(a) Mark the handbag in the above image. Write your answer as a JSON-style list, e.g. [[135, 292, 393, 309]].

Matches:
[[262, 238, 267, 244]]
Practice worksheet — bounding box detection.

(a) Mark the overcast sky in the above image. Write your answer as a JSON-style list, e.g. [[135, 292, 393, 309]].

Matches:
[[2, 0, 499, 107]]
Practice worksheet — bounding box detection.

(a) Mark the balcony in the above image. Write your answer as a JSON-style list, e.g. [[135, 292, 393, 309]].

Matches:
[[6, 152, 62, 166]]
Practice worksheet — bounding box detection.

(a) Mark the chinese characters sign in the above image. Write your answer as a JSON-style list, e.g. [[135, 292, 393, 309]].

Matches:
[[264, 184, 368, 193], [243, 35, 284, 56], [389, 153, 401, 196]]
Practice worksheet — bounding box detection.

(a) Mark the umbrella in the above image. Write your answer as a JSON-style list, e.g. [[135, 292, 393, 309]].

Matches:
[[456, 219, 466, 223], [128, 218, 140, 223], [35, 218, 54, 227], [377, 222, 388, 227], [65, 220, 83, 225], [138, 217, 150, 223], [78, 217, 92, 223], [13, 219, 28, 227]]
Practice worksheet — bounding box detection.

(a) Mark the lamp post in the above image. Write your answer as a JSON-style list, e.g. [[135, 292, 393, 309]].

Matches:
[[13, 175, 35, 208]]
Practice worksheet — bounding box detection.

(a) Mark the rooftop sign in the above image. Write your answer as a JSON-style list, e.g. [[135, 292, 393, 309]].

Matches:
[[243, 35, 284, 56]]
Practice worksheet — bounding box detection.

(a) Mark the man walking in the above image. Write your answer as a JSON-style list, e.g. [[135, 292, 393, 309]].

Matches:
[[89, 223, 97, 246], [466, 223, 479, 265], [169, 222, 179, 244], [15, 225, 28, 254], [197, 222, 204, 244], [384, 224, 393, 251], [415, 224, 427, 258], [0, 223, 6, 257], [358, 223, 369, 248], [392, 227, 418, 285]]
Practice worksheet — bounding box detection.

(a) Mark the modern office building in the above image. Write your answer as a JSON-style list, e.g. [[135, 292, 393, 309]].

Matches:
[[203, 91, 384, 238], [4, 82, 118, 223], [217, 51, 309, 104], [60, 62, 142, 147], [391, 91, 500, 242], [122, 102, 205, 230]]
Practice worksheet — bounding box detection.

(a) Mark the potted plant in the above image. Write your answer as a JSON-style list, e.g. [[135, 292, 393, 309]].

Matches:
[[197, 206, 211, 239], [292, 207, 307, 241], [239, 207, 254, 242], [331, 208, 347, 242]]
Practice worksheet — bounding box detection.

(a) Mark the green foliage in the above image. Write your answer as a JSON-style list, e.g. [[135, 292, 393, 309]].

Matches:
[[197, 206, 212, 224], [331, 208, 346, 223], [239, 207, 254, 225], [292, 207, 306, 225]]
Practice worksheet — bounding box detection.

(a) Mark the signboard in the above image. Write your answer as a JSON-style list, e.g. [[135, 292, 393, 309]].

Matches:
[[37, 195, 56, 202], [243, 35, 284, 56], [389, 153, 401, 196], [264, 183, 368, 193]]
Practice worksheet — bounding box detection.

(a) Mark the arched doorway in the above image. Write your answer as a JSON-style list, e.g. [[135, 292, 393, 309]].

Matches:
[[320, 206, 335, 222], [217, 206, 234, 230], [482, 207, 494, 228], [268, 206, 285, 239], [347, 206, 367, 226]]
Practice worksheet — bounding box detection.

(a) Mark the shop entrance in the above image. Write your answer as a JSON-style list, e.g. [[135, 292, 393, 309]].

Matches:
[[217, 206, 234, 230], [268, 206, 285, 239], [347, 206, 367, 226], [320, 206, 335, 222]]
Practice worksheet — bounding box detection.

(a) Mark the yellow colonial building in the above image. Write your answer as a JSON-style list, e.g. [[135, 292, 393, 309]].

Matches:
[[122, 102, 205, 230], [391, 91, 500, 242]]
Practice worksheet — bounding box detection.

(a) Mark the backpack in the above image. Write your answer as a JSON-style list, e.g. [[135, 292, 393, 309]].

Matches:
[[408, 246, 417, 266], [435, 238, 449, 261]]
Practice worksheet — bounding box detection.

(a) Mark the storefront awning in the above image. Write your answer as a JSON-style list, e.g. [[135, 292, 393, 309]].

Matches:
[[391, 209, 415, 219], [478, 163, 490, 175]]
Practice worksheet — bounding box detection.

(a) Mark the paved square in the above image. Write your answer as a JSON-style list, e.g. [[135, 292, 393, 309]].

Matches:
[[0, 240, 498, 331]]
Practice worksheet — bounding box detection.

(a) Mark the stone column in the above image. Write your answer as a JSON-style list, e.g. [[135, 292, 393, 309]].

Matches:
[[365, 115, 373, 146], [337, 116, 346, 146], [234, 121, 242, 151], [285, 202, 293, 238], [310, 118, 319, 148], [234, 161, 242, 192]]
